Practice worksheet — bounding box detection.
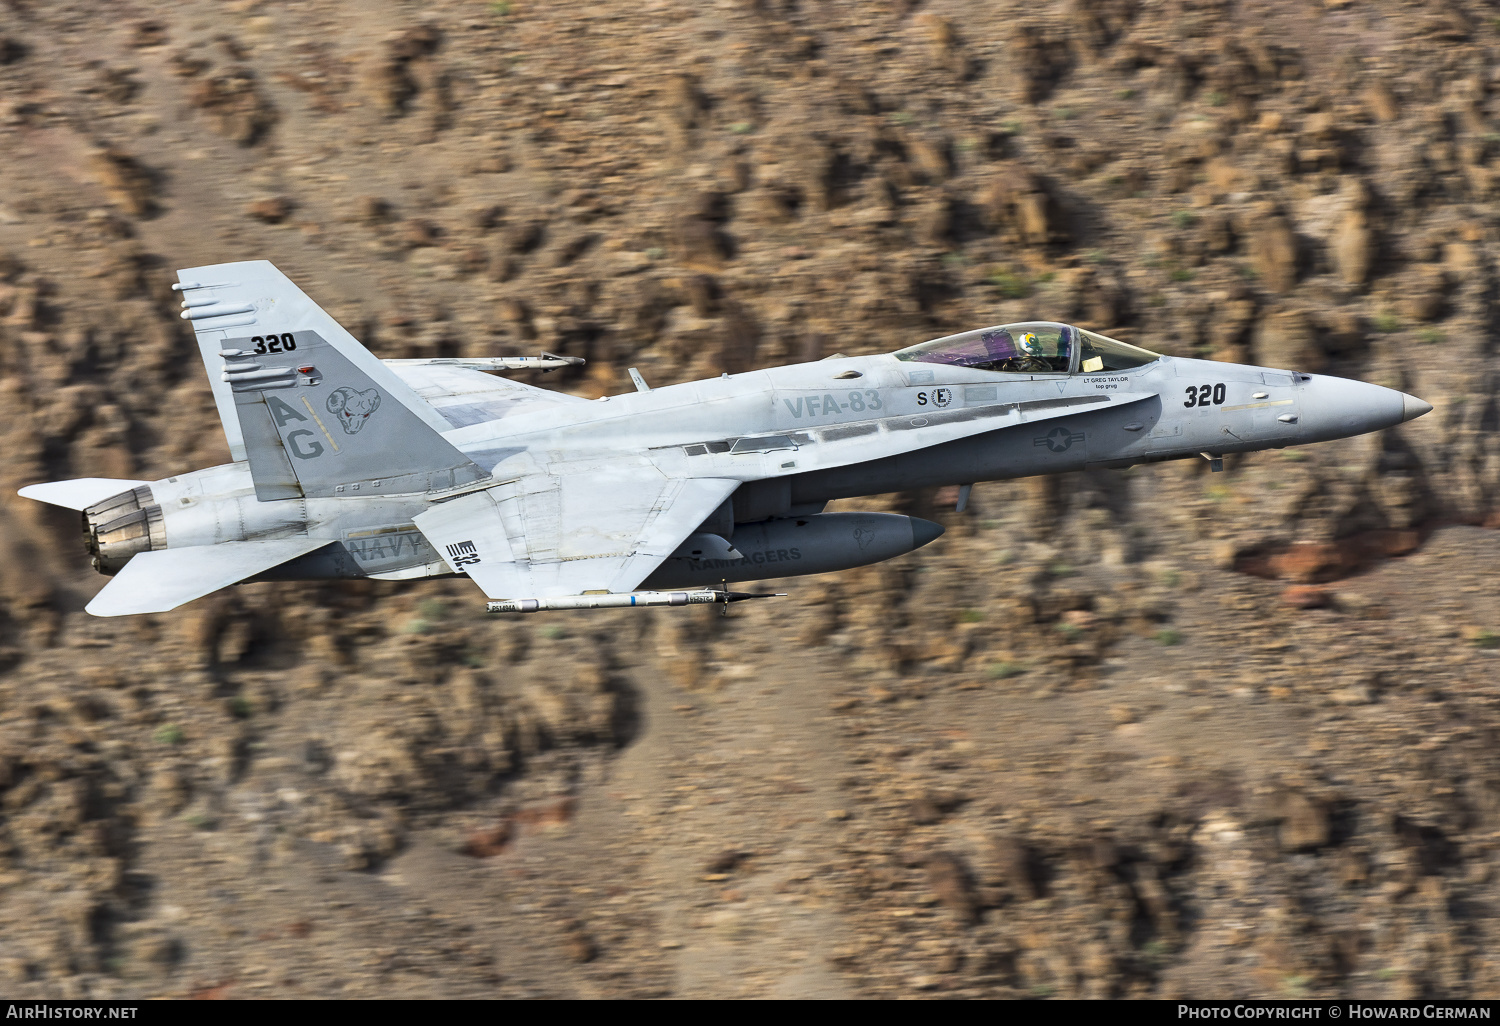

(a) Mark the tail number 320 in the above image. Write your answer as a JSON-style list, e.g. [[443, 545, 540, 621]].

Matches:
[[1185, 383, 1225, 407], [252, 333, 298, 354]]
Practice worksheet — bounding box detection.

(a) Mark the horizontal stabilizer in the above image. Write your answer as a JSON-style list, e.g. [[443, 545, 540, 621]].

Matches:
[[85, 538, 331, 616], [18, 478, 151, 511]]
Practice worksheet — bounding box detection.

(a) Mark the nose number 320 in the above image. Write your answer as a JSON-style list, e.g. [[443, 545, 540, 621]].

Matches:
[[1185, 383, 1226, 407]]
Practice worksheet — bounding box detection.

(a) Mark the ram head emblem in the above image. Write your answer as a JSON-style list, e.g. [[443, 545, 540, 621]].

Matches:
[[326, 387, 381, 435]]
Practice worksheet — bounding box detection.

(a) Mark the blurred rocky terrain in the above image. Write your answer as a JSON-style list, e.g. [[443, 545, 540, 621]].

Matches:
[[1, 0, 1499, 999]]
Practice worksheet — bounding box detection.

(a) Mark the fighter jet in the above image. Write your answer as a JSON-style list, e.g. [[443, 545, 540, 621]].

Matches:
[[18, 260, 1432, 616]]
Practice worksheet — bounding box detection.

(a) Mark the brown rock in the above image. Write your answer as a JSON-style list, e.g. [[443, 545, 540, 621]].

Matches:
[[501, 220, 544, 255], [365, 57, 416, 116], [401, 218, 442, 249], [1277, 791, 1330, 851], [675, 217, 730, 271], [1007, 24, 1067, 103], [925, 851, 979, 923], [1363, 82, 1399, 122], [704, 850, 744, 874], [470, 203, 505, 231], [908, 795, 944, 825], [387, 24, 442, 62], [188, 66, 277, 145], [167, 49, 209, 77], [907, 135, 952, 183], [364, 25, 442, 117], [916, 196, 953, 246], [89, 149, 155, 217], [661, 73, 706, 131], [129, 21, 169, 49], [150, 767, 190, 813], [1397, 266, 1448, 323], [1245, 206, 1299, 293], [246, 196, 293, 224], [789, 135, 840, 213], [660, 74, 706, 152], [564, 928, 598, 964], [96, 67, 141, 104], [1331, 208, 1373, 286], [354, 196, 392, 225], [487, 251, 519, 283], [1200, 210, 1234, 254], [462, 824, 511, 857], [716, 299, 759, 374], [743, 185, 799, 224], [979, 167, 1061, 247], [916, 12, 957, 54], [135, 933, 181, 967], [1254, 307, 1324, 372], [992, 835, 1043, 899], [684, 275, 717, 318], [496, 298, 534, 340]]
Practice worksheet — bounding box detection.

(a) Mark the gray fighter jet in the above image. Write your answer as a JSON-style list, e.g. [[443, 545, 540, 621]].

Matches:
[[19, 261, 1431, 615]]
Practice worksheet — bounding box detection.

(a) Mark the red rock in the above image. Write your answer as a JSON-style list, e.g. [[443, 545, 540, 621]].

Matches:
[[463, 823, 511, 858], [1267, 542, 1351, 582], [1367, 529, 1421, 557], [1281, 585, 1332, 609]]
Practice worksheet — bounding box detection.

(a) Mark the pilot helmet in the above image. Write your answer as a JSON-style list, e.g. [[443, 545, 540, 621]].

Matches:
[[1018, 331, 1042, 355]]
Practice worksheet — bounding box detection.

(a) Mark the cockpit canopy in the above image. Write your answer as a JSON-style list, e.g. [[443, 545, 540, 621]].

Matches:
[[893, 322, 1160, 375]]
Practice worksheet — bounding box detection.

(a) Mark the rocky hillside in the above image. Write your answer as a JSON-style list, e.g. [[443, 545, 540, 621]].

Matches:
[[1, 0, 1498, 999]]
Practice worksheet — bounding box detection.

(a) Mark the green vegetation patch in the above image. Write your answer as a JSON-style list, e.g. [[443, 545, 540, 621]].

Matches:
[[988, 267, 1031, 299]]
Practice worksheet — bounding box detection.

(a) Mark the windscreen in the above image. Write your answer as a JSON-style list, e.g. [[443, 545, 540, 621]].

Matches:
[[1076, 329, 1160, 373]]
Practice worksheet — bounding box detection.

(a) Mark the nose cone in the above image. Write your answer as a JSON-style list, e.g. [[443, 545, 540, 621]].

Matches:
[[910, 517, 945, 550], [1295, 375, 1413, 443], [1402, 394, 1433, 422]]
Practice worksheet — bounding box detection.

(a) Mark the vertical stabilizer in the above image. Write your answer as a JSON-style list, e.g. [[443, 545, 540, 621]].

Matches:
[[176, 261, 484, 500]]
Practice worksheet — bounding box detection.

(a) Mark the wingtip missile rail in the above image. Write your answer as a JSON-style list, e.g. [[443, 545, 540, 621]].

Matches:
[[487, 590, 785, 614], [384, 354, 585, 373]]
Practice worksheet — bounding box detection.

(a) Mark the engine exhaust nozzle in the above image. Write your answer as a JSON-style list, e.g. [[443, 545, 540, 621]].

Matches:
[[81, 486, 164, 575]]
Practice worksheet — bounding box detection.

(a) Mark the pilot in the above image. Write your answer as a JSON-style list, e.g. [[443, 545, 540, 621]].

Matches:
[[1015, 331, 1050, 371]]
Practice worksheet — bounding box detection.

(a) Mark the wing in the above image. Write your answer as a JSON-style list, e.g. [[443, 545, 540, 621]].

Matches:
[[86, 538, 332, 616], [414, 457, 737, 600], [385, 363, 588, 430]]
